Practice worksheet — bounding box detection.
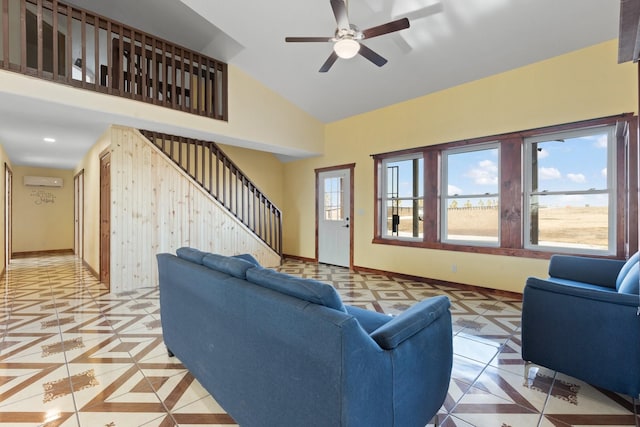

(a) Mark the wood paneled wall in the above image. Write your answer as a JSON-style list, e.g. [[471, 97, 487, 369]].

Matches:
[[108, 126, 280, 292]]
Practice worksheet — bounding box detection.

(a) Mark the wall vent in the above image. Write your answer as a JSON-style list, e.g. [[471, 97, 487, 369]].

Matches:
[[23, 176, 63, 187]]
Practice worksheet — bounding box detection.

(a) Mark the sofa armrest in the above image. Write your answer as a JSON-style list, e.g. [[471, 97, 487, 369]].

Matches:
[[522, 276, 640, 396], [345, 305, 392, 334], [370, 296, 450, 350], [548, 255, 625, 289]]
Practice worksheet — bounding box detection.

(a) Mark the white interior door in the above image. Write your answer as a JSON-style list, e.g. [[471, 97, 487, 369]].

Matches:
[[318, 169, 351, 267]]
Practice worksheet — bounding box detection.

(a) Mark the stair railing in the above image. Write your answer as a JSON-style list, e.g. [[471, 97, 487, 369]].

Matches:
[[139, 130, 282, 258], [0, 0, 228, 121]]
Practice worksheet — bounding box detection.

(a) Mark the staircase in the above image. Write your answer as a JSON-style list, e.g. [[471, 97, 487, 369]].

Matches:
[[139, 130, 282, 258]]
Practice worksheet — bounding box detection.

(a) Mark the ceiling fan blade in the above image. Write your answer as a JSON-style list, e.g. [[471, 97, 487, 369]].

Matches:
[[403, 2, 443, 21], [319, 51, 339, 73], [330, 0, 350, 29], [362, 17, 410, 39], [285, 36, 333, 43], [358, 44, 387, 67]]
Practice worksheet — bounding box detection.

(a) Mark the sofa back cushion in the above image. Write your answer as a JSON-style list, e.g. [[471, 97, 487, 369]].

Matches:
[[176, 247, 207, 264], [232, 253, 261, 267], [616, 252, 639, 294], [202, 253, 256, 279], [246, 268, 347, 312]]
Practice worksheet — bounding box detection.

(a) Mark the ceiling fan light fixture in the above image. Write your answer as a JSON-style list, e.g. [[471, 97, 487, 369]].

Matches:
[[334, 38, 360, 59]]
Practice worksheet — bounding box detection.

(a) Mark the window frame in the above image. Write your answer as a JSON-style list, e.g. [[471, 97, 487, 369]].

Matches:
[[523, 126, 617, 255], [371, 113, 637, 260], [378, 152, 424, 241], [441, 142, 501, 247], [322, 175, 345, 222]]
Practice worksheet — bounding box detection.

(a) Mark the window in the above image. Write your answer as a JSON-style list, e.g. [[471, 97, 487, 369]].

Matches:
[[323, 176, 344, 220], [371, 114, 635, 258], [380, 155, 423, 239], [524, 126, 616, 254], [442, 144, 500, 245]]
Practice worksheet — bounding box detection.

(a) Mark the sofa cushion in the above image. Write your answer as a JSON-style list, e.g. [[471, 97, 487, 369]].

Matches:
[[202, 253, 256, 279], [232, 253, 261, 267], [176, 247, 207, 264], [246, 268, 346, 312], [616, 252, 639, 292]]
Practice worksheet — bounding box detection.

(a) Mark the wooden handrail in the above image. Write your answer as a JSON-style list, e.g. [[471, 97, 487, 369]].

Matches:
[[140, 130, 283, 258], [0, 0, 228, 120]]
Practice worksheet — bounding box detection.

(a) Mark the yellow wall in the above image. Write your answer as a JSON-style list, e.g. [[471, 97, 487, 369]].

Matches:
[[73, 129, 110, 275], [283, 40, 638, 293], [12, 166, 74, 253]]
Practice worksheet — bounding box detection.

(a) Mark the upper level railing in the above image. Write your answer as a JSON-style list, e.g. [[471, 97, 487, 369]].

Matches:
[[140, 130, 282, 258], [0, 0, 228, 121]]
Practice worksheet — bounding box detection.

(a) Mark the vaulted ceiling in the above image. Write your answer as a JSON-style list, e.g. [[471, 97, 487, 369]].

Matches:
[[0, 0, 622, 169]]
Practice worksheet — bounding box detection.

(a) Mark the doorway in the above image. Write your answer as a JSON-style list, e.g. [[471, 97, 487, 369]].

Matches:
[[100, 151, 110, 289], [74, 170, 85, 260], [316, 164, 354, 268]]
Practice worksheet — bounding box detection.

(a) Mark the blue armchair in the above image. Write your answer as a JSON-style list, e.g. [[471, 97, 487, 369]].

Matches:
[[521, 252, 640, 397]]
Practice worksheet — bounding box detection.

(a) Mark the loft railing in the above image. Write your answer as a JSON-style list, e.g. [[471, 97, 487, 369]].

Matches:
[[0, 0, 228, 121], [140, 130, 282, 258]]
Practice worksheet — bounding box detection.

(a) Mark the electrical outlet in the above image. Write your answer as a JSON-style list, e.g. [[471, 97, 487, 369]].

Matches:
[[451, 264, 457, 273]]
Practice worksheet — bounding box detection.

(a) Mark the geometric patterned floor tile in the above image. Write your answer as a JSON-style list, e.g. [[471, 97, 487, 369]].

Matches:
[[0, 254, 637, 427]]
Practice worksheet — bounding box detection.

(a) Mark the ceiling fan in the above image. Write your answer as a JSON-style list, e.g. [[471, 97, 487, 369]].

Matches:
[[285, 0, 410, 72]]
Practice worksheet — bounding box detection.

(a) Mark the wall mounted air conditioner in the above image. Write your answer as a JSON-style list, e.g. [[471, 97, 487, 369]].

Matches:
[[23, 176, 63, 188]]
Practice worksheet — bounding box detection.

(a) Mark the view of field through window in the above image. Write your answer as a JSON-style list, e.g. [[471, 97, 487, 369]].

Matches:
[[385, 126, 612, 251], [388, 204, 608, 249]]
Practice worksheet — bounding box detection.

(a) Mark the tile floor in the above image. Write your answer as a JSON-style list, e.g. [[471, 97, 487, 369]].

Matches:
[[0, 254, 638, 426]]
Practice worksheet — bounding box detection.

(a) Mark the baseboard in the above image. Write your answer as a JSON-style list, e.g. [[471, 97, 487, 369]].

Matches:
[[82, 260, 100, 279], [282, 253, 317, 263], [12, 249, 74, 258]]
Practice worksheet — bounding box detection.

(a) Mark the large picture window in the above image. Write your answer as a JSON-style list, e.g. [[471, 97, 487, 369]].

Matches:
[[442, 144, 500, 245], [372, 114, 636, 259], [524, 126, 616, 254]]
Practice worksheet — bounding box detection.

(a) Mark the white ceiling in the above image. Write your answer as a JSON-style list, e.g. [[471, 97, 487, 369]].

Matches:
[[0, 0, 621, 170]]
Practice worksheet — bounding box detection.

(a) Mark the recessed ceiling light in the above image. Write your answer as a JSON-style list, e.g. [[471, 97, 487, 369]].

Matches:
[[43, 137, 56, 143]]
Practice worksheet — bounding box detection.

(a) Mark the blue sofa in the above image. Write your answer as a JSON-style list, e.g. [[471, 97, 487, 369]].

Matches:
[[157, 248, 453, 427], [522, 252, 640, 397]]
